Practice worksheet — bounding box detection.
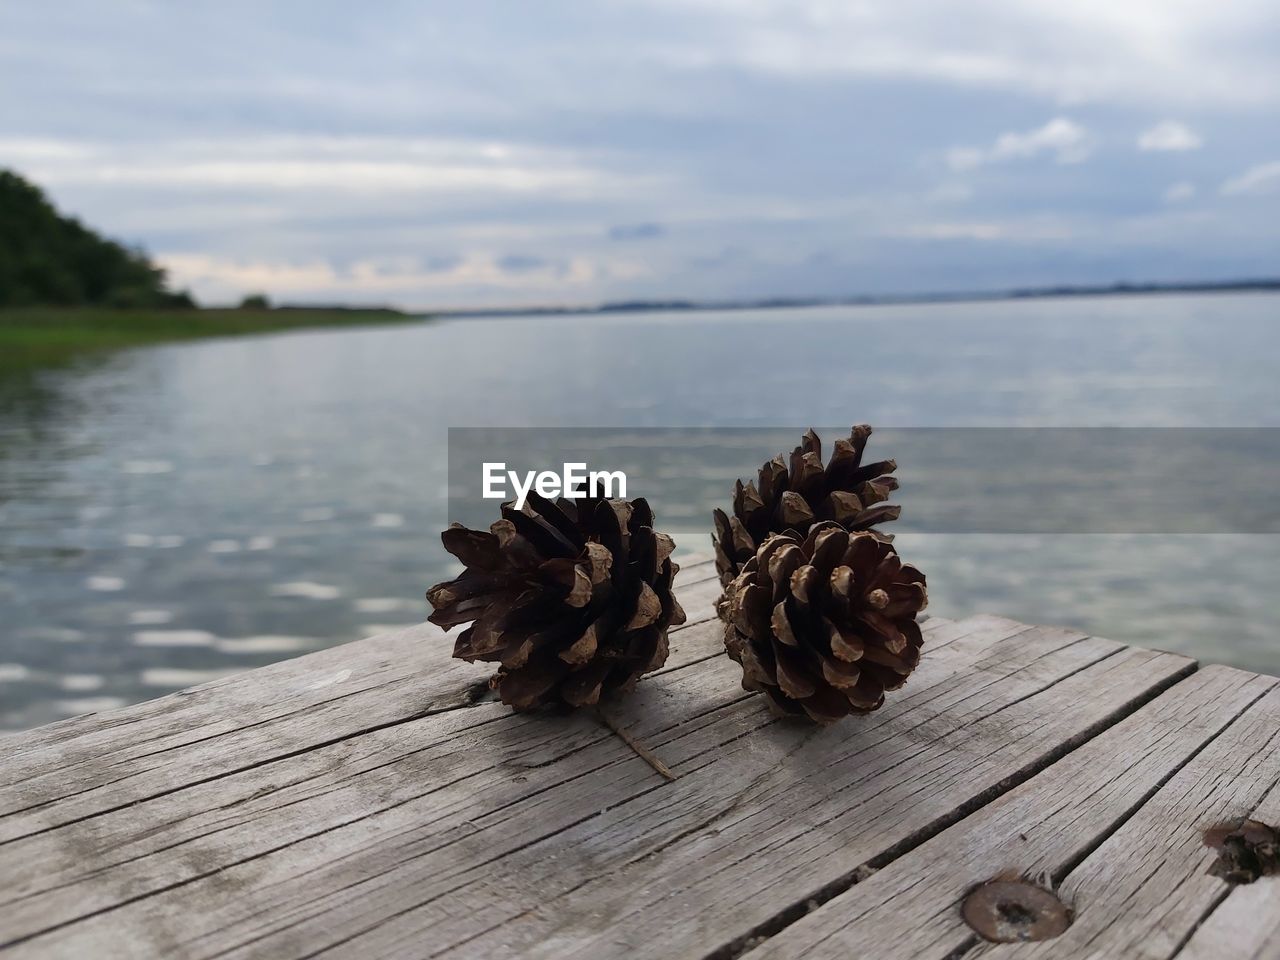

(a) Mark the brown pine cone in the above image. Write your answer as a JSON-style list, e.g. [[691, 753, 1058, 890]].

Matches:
[[427, 492, 686, 711], [721, 521, 927, 723], [712, 425, 900, 586]]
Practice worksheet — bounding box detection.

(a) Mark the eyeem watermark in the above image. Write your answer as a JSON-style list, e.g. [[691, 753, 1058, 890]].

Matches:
[[483, 462, 627, 510]]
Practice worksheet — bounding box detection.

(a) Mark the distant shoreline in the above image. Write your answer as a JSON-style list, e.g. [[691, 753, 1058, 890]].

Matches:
[[439, 277, 1280, 319], [3, 278, 1276, 379], [0, 307, 422, 377]]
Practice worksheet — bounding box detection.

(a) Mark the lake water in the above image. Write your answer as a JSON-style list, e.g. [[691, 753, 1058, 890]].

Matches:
[[2, 293, 1279, 731]]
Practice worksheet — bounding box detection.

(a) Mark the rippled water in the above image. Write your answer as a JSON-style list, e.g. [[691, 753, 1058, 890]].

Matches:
[[2, 293, 1278, 730]]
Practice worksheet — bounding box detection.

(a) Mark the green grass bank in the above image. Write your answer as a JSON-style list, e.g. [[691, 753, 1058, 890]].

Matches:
[[0, 307, 423, 376]]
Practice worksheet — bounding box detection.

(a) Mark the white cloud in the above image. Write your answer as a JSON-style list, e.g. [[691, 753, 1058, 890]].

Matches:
[[1163, 181, 1196, 203], [645, 0, 1280, 107], [0, 136, 651, 199], [896, 219, 1075, 241], [2, 3, 1277, 306], [944, 148, 986, 172], [1138, 121, 1202, 152], [900, 221, 1007, 241], [158, 251, 651, 308], [947, 118, 1092, 171], [1220, 161, 1280, 196]]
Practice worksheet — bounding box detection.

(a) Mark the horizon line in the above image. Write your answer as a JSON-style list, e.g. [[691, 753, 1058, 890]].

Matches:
[[403, 275, 1280, 318]]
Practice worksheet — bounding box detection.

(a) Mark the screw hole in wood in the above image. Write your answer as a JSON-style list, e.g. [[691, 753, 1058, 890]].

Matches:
[[1204, 818, 1280, 884], [961, 879, 1072, 943]]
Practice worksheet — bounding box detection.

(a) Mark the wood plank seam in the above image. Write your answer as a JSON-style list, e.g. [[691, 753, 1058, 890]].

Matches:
[[0, 690, 773, 949], [717, 666, 1273, 960], [353, 637, 1125, 955], [0, 566, 725, 843], [465, 650, 1192, 960], [1163, 872, 1232, 957], [0, 691, 760, 946], [953, 636, 1117, 731], [1010, 675, 1280, 960], [2, 660, 1172, 960], [1187, 771, 1280, 958], [929, 673, 1280, 960], [692, 631, 1099, 829], [231, 646, 1187, 958], [0, 620, 1104, 939], [1051, 675, 1280, 891], [0, 589, 953, 857], [0, 601, 1208, 960], [2, 678, 764, 937], [467, 691, 764, 820], [856, 631, 1100, 768], [702, 653, 1199, 960], [0, 695, 486, 847], [117, 634, 988, 957], [176, 712, 796, 960], [1, 561, 721, 770]]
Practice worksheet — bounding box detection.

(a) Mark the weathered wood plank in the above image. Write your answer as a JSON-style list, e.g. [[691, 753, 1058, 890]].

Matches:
[[0, 609, 977, 947], [1176, 864, 1280, 959], [404, 642, 1192, 960], [970, 672, 1280, 960], [0, 612, 984, 951], [2, 556, 716, 768], [736, 664, 1278, 960], [0, 562, 724, 842], [1175, 760, 1280, 960], [0, 623, 1190, 958]]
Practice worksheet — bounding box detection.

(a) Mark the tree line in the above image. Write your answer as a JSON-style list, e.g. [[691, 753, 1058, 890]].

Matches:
[[0, 169, 194, 309]]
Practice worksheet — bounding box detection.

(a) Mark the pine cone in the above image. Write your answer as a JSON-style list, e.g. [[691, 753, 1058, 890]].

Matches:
[[713, 425, 900, 587], [721, 522, 927, 723], [427, 492, 686, 711]]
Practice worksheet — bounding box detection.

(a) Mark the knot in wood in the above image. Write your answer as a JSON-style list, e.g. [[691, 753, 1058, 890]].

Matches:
[[961, 879, 1071, 943]]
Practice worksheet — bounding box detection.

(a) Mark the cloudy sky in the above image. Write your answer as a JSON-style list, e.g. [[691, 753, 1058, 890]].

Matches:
[[2, 1, 1278, 309]]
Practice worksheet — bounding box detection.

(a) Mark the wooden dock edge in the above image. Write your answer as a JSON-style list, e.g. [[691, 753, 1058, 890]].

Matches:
[[1, 557, 1277, 959]]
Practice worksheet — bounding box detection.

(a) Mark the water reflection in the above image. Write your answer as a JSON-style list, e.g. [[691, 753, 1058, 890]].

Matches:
[[2, 293, 1279, 730]]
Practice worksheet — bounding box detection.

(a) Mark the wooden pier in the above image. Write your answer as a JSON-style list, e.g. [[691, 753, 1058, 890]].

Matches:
[[2, 557, 1278, 959]]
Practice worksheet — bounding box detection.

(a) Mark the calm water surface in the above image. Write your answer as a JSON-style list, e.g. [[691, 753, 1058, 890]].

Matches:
[[2, 293, 1278, 730]]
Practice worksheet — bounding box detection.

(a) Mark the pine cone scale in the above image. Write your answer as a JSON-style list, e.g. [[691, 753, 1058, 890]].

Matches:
[[559, 660, 611, 707], [440, 526, 504, 570], [712, 426, 902, 587], [559, 624, 599, 665], [427, 494, 684, 711], [497, 660, 565, 710], [773, 641, 817, 700], [818, 653, 861, 689], [721, 521, 927, 724]]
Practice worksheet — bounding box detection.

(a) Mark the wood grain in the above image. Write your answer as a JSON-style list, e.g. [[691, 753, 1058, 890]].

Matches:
[[5, 556, 1272, 960], [0, 565, 977, 950], [410, 639, 1191, 960], [977, 674, 1280, 960], [1175, 759, 1280, 960], [739, 664, 1275, 960], [0, 564, 724, 843], [0, 622, 1188, 959]]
